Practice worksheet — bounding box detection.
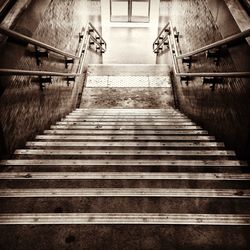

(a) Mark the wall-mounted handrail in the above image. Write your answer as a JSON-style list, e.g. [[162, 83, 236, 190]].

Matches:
[[0, 69, 80, 77], [0, 21, 106, 91], [0, 25, 91, 77], [0, 22, 107, 60], [0, 25, 79, 59], [176, 28, 250, 59], [167, 33, 250, 79]]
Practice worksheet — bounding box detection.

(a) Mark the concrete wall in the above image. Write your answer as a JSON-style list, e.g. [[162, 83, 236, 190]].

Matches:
[[0, 0, 102, 158], [159, 0, 250, 160]]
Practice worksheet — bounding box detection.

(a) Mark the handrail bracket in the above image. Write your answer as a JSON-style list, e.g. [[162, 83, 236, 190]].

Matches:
[[34, 46, 49, 66]]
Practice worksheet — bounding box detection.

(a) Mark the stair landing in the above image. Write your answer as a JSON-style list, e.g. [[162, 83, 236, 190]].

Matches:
[[80, 64, 174, 109]]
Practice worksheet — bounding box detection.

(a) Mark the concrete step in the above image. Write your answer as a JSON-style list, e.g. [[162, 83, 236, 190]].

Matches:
[[66, 115, 187, 119], [50, 125, 202, 130], [1, 172, 249, 180], [66, 112, 188, 117], [0, 224, 249, 250], [0, 213, 249, 225], [14, 149, 236, 160], [1, 188, 248, 198], [1, 196, 249, 214], [62, 118, 192, 122], [25, 141, 225, 150], [35, 135, 216, 141], [72, 110, 181, 114], [1, 159, 246, 173], [44, 129, 209, 135], [3, 159, 245, 166], [0, 173, 249, 189], [56, 121, 196, 126]]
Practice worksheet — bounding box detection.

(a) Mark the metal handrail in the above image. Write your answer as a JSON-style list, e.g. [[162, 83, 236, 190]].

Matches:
[[153, 22, 170, 49], [77, 35, 90, 74], [0, 24, 93, 77], [168, 33, 250, 79], [154, 21, 250, 60], [89, 33, 106, 53], [0, 69, 80, 77], [153, 36, 169, 53], [0, 25, 79, 59], [88, 22, 107, 50], [0, 22, 107, 59], [176, 28, 250, 59], [0, 28, 91, 77]]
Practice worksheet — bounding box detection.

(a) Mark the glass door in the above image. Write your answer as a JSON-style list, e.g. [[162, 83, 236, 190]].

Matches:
[[110, 0, 150, 23]]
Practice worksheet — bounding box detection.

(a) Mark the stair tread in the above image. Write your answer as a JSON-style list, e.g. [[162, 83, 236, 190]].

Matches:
[[26, 141, 224, 147], [44, 130, 208, 135], [51, 125, 202, 130], [36, 135, 216, 141], [15, 149, 234, 156], [0, 172, 249, 180], [63, 118, 191, 121], [0, 213, 249, 225], [0, 188, 249, 197], [1, 159, 246, 166], [57, 122, 196, 126]]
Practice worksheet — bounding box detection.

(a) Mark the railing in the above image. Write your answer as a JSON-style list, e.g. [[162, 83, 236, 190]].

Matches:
[[153, 22, 170, 53], [0, 22, 106, 89], [0, 0, 15, 21], [0, 21, 106, 67], [154, 22, 250, 58], [88, 22, 107, 52], [153, 21, 250, 91], [176, 29, 250, 59]]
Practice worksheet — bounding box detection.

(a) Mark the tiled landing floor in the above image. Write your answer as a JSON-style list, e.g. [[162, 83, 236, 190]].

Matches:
[[86, 76, 171, 88]]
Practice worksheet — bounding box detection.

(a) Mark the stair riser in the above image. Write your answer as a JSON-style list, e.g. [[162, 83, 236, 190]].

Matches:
[[0, 225, 249, 249], [0, 197, 249, 213], [2, 165, 247, 173], [13, 154, 236, 160], [0, 179, 249, 189]]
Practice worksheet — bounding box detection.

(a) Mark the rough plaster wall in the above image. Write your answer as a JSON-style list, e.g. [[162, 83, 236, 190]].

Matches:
[[0, 0, 102, 157], [159, 0, 250, 159]]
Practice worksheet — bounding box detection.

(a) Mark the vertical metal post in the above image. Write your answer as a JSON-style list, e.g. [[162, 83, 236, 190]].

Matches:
[[128, 0, 132, 22]]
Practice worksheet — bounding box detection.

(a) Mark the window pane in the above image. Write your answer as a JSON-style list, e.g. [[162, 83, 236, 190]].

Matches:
[[131, 0, 150, 22], [111, 0, 129, 22]]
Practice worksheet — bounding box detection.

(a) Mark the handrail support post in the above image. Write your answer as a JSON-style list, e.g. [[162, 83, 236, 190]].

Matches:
[[66, 76, 76, 86], [39, 76, 52, 91], [206, 47, 221, 66], [180, 75, 192, 86], [34, 46, 49, 66], [64, 57, 74, 69], [182, 56, 192, 69], [203, 76, 224, 91]]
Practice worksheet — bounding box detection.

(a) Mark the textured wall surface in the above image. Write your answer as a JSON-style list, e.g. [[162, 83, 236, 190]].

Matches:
[[0, 0, 102, 158], [158, 0, 250, 160]]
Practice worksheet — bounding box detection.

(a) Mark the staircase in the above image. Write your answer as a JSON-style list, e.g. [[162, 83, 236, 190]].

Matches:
[[0, 107, 250, 249]]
